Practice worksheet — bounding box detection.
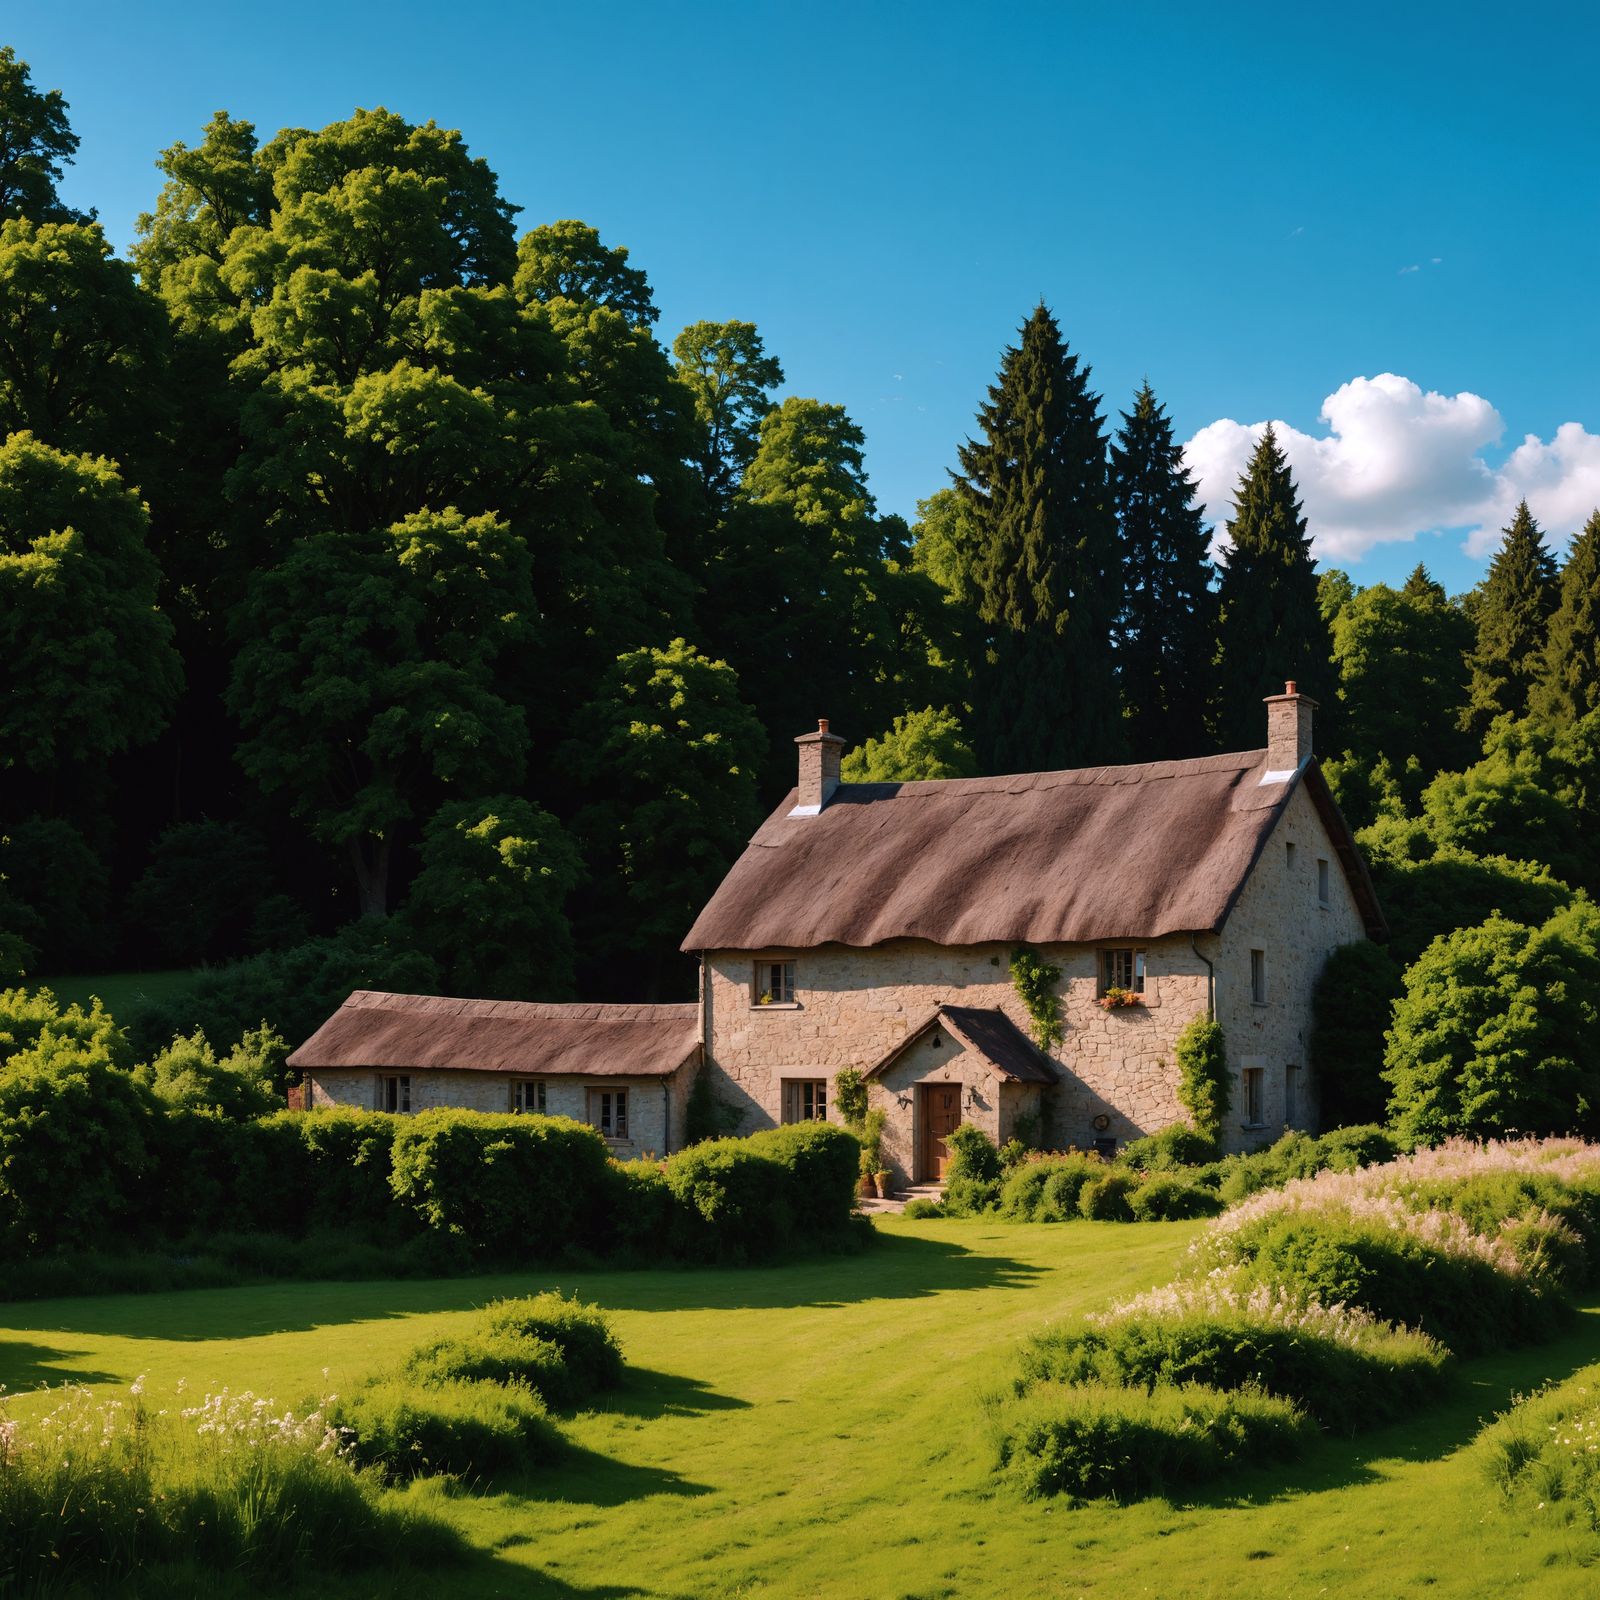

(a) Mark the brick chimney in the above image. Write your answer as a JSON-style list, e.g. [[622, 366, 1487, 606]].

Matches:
[[1264, 680, 1316, 774], [792, 718, 845, 814]]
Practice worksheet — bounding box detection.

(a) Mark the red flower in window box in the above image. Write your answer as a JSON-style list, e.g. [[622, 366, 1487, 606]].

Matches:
[[1098, 986, 1142, 1011]]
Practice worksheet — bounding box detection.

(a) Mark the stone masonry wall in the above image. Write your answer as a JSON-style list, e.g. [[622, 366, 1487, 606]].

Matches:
[[305, 1068, 683, 1161]]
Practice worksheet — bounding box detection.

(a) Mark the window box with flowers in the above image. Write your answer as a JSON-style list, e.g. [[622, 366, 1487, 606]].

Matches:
[[1098, 985, 1144, 1011]]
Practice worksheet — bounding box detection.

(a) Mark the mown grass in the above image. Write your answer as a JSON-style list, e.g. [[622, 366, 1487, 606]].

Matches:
[[4, 1215, 1600, 1598]]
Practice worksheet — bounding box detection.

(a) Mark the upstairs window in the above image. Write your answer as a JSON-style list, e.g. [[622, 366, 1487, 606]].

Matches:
[[510, 1079, 546, 1115], [588, 1088, 628, 1140], [782, 1078, 827, 1124], [376, 1074, 410, 1114], [1317, 858, 1331, 905], [754, 959, 796, 1006], [1286, 841, 1297, 872], [1100, 947, 1146, 995], [1250, 949, 1268, 1005]]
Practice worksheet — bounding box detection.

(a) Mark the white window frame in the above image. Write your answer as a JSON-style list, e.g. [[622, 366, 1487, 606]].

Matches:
[[753, 959, 797, 1007], [1099, 946, 1146, 996], [510, 1079, 547, 1115], [1250, 948, 1268, 1005], [781, 1078, 828, 1124], [587, 1087, 629, 1140], [376, 1074, 410, 1114]]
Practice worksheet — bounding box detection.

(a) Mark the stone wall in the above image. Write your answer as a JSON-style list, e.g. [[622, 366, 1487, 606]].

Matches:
[[701, 772, 1372, 1167], [304, 1068, 684, 1161]]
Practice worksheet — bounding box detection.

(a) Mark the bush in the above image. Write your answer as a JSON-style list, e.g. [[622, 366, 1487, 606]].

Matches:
[[743, 1121, 861, 1235], [0, 985, 131, 1069], [903, 1197, 945, 1219], [0, 1383, 463, 1591], [479, 1292, 625, 1396], [943, 1121, 1003, 1215], [991, 1380, 1310, 1500], [999, 1153, 1105, 1221], [1118, 1124, 1219, 1172], [1019, 1305, 1450, 1433], [326, 1376, 560, 1480], [664, 1136, 789, 1260], [288, 1108, 410, 1232], [405, 1331, 575, 1406], [1078, 1171, 1139, 1221], [389, 1110, 614, 1258], [1174, 1017, 1229, 1142], [1216, 1125, 1397, 1206], [135, 1024, 285, 1117], [1484, 1366, 1600, 1531], [1127, 1176, 1224, 1221]]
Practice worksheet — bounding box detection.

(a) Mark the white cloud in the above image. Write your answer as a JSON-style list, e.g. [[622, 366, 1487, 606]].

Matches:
[[1183, 373, 1600, 566]]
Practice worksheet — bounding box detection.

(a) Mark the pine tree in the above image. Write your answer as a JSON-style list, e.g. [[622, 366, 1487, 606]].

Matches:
[[1532, 509, 1600, 726], [955, 304, 1120, 772], [1214, 426, 1334, 751], [1462, 500, 1559, 740], [1111, 382, 1218, 758]]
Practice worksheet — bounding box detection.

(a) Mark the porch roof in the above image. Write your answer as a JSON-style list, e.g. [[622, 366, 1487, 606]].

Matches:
[[863, 1005, 1056, 1085]]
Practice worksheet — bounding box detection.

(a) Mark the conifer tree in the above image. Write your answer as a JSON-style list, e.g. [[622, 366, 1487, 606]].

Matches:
[[955, 304, 1120, 772], [1462, 500, 1558, 740], [1532, 509, 1600, 726], [1111, 382, 1218, 758], [1214, 426, 1334, 751]]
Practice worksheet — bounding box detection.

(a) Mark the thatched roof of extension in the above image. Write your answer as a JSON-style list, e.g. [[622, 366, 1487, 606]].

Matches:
[[683, 752, 1385, 952], [864, 1005, 1057, 1084], [286, 991, 702, 1079]]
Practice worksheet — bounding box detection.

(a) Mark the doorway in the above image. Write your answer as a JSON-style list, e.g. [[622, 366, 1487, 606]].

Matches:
[[920, 1082, 962, 1181]]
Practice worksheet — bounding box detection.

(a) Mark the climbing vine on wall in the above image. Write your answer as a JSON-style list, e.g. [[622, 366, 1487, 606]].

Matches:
[[1175, 1016, 1230, 1141], [1009, 946, 1064, 1050]]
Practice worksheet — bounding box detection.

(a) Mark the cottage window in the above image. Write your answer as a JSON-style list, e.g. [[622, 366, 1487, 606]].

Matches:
[[1242, 1067, 1265, 1127], [1285, 841, 1296, 872], [753, 959, 796, 1006], [376, 1074, 410, 1114], [781, 1078, 827, 1124], [511, 1079, 546, 1115], [1250, 949, 1268, 1005], [1100, 947, 1145, 995], [588, 1088, 628, 1140], [1285, 1064, 1301, 1127], [1317, 858, 1331, 905]]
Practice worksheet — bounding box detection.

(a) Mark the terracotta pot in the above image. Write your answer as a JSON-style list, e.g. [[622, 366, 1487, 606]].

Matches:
[[858, 1174, 876, 1200]]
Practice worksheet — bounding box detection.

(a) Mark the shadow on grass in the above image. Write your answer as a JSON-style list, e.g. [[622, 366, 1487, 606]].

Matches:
[[500, 1439, 713, 1508], [1178, 1304, 1600, 1510], [0, 1229, 1046, 1341], [0, 1337, 120, 1391], [596, 1367, 751, 1421]]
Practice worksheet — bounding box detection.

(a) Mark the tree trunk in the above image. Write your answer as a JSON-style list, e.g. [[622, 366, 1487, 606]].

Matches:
[[348, 835, 391, 919]]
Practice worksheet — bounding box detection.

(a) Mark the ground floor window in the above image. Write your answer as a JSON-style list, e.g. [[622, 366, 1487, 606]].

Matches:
[[1242, 1066, 1264, 1127], [1099, 947, 1146, 995], [376, 1074, 410, 1113], [1284, 1064, 1300, 1127], [588, 1087, 628, 1140], [754, 959, 796, 1005], [781, 1078, 827, 1123], [511, 1079, 546, 1114]]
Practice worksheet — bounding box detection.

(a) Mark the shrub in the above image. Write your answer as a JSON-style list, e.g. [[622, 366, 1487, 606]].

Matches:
[[857, 1106, 887, 1175], [1078, 1171, 1139, 1221], [1127, 1176, 1223, 1221], [1174, 1017, 1229, 1142], [999, 1153, 1105, 1221], [135, 1024, 285, 1117], [991, 1380, 1310, 1500], [1118, 1124, 1219, 1172], [288, 1108, 409, 1232], [1483, 1367, 1600, 1531], [389, 1110, 614, 1258], [1020, 1297, 1450, 1433], [1216, 1125, 1397, 1206], [0, 985, 131, 1069], [943, 1121, 1003, 1215], [479, 1292, 625, 1396], [326, 1376, 560, 1480], [665, 1136, 790, 1260], [742, 1121, 861, 1236], [405, 1331, 575, 1406], [0, 1382, 463, 1590], [903, 1197, 945, 1219]]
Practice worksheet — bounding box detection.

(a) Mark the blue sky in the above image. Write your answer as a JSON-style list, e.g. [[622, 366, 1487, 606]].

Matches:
[[9, 0, 1598, 591]]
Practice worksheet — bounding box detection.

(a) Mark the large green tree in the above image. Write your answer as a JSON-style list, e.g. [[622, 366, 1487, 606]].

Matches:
[[1214, 426, 1333, 751], [672, 319, 783, 513], [955, 304, 1121, 772], [514, 220, 657, 324], [1110, 381, 1217, 758], [840, 708, 977, 782], [0, 47, 88, 223], [227, 508, 535, 917], [1461, 500, 1558, 740], [1532, 509, 1600, 726]]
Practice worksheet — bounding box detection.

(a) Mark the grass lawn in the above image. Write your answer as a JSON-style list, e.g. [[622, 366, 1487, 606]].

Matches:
[[35, 968, 193, 1016], [5, 1215, 1600, 1599]]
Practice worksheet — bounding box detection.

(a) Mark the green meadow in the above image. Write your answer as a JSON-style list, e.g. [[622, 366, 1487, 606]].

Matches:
[[6, 1216, 1600, 1598]]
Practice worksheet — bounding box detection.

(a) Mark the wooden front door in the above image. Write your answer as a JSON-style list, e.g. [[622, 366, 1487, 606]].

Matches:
[[922, 1084, 962, 1181]]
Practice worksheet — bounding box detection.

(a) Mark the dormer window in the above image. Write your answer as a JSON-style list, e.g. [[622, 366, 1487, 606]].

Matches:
[[753, 959, 796, 1006]]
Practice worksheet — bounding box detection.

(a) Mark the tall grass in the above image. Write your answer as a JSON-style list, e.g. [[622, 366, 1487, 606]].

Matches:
[[0, 1380, 462, 1595]]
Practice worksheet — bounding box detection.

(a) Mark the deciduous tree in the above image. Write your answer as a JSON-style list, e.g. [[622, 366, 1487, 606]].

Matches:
[[672, 319, 783, 512], [0, 47, 88, 223], [841, 708, 977, 781]]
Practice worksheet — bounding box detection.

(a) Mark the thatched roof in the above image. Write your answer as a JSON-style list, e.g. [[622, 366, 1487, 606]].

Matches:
[[683, 752, 1384, 952], [287, 991, 702, 1079]]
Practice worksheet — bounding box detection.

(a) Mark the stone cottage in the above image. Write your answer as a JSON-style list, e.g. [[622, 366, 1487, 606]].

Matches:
[[287, 682, 1382, 1180], [287, 992, 701, 1160], [680, 684, 1384, 1179]]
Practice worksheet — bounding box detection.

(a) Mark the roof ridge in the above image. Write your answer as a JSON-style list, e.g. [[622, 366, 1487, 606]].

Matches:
[[344, 990, 699, 1020]]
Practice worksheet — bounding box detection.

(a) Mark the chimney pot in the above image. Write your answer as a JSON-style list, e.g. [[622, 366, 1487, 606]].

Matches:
[[793, 717, 846, 813], [1264, 681, 1316, 773]]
